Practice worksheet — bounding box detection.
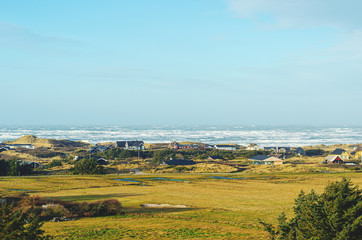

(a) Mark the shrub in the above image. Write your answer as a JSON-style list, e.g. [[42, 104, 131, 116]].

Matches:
[[306, 149, 325, 156], [40, 205, 70, 219], [72, 158, 106, 175], [44, 160, 62, 169], [77, 199, 122, 217]]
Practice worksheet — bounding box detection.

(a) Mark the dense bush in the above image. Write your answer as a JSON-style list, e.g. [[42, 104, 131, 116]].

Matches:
[[260, 178, 362, 240], [5, 194, 122, 220], [306, 149, 325, 156], [44, 160, 63, 169], [0, 159, 33, 176], [79, 199, 123, 217], [72, 158, 106, 175], [102, 149, 153, 160]]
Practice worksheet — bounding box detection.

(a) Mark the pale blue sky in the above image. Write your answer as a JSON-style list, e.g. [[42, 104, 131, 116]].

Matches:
[[1, 0, 362, 125]]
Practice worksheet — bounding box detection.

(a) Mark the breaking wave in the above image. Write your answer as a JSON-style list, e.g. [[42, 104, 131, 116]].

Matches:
[[0, 125, 361, 147]]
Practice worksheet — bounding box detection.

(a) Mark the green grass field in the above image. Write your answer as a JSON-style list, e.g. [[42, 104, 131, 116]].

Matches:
[[1, 171, 361, 239]]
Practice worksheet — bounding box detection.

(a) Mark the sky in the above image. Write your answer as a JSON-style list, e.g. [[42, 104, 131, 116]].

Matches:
[[1, 0, 362, 126]]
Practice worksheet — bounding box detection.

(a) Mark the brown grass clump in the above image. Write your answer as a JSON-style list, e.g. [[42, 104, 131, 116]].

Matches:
[[4, 194, 122, 220]]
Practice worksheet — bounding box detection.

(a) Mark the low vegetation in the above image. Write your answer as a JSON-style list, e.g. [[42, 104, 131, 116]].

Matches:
[[0, 173, 361, 239]]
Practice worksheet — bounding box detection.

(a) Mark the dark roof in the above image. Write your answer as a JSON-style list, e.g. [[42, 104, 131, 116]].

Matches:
[[116, 141, 126, 147], [269, 153, 283, 158], [331, 148, 346, 155], [215, 145, 235, 148], [127, 141, 144, 147], [116, 141, 144, 148], [208, 155, 224, 160], [163, 160, 196, 166], [89, 145, 110, 153], [96, 158, 109, 165], [249, 155, 270, 161], [264, 147, 291, 151]]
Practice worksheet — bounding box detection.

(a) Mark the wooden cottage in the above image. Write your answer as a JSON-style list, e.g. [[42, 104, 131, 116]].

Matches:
[[325, 155, 343, 164]]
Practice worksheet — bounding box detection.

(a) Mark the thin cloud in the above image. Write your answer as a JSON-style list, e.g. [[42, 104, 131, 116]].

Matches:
[[225, 0, 362, 29], [0, 22, 79, 48]]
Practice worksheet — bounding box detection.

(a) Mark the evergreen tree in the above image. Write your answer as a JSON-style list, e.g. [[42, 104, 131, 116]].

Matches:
[[260, 178, 362, 240], [0, 203, 46, 239]]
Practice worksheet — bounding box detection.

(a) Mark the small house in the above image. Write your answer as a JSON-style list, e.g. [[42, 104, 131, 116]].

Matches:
[[249, 155, 283, 165], [116, 141, 145, 150], [207, 155, 224, 160], [95, 157, 109, 165], [247, 143, 260, 150], [325, 155, 343, 164], [214, 145, 236, 151], [19, 161, 43, 169], [171, 141, 192, 149], [294, 147, 306, 156], [88, 145, 112, 154], [0, 146, 10, 153], [6, 144, 35, 150], [331, 148, 349, 160], [264, 147, 291, 153], [351, 146, 362, 161]]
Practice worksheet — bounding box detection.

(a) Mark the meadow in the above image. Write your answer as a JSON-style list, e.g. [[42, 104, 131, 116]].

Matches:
[[1, 170, 361, 239]]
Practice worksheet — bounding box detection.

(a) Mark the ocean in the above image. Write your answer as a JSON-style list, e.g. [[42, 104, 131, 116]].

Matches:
[[0, 125, 361, 147]]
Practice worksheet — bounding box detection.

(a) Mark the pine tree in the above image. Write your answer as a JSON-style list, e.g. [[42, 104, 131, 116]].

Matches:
[[0, 203, 47, 239], [260, 178, 362, 240]]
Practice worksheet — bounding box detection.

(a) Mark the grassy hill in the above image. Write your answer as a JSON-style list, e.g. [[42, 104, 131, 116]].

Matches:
[[4, 135, 90, 149]]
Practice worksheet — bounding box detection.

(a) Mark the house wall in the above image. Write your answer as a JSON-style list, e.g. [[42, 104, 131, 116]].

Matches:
[[253, 161, 263, 165], [273, 161, 283, 165], [340, 152, 349, 160], [354, 151, 362, 160]]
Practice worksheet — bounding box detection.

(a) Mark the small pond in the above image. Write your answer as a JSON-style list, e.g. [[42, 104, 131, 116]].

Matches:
[[210, 176, 247, 180], [113, 178, 141, 183], [149, 177, 187, 182], [8, 189, 35, 192]]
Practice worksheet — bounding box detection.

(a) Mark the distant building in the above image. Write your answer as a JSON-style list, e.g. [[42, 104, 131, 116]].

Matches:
[[207, 155, 224, 160], [116, 141, 145, 150], [74, 156, 109, 165], [214, 145, 236, 151], [88, 145, 112, 154], [6, 144, 35, 150], [95, 157, 109, 165], [325, 155, 343, 164], [19, 161, 43, 168], [0, 146, 10, 152], [246, 143, 260, 150], [171, 141, 199, 149], [331, 148, 349, 160], [249, 155, 283, 165], [294, 147, 306, 156], [264, 147, 291, 153], [351, 146, 362, 161], [161, 159, 196, 166]]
